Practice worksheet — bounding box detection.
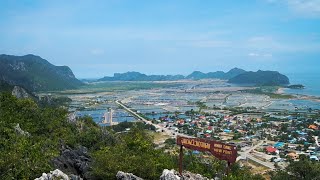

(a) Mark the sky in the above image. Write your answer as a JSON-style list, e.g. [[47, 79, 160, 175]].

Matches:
[[0, 0, 319, 78]]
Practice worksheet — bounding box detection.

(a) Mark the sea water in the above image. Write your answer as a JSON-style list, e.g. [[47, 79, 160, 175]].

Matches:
[[284, 72, 320, 97]]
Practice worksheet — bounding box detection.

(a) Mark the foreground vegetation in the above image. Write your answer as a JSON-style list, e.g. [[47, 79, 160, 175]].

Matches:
[[0, 93, 278, 179]]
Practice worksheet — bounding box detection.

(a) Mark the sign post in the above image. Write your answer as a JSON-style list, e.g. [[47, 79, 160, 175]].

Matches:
[[176, 136, 237, 176], [179, 145, 183, 175]]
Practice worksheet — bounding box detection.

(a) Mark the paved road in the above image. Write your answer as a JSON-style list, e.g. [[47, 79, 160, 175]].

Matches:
[[116, 100, 191, 138], [314, 136, 320, 147], [238, 140, 275, 170]]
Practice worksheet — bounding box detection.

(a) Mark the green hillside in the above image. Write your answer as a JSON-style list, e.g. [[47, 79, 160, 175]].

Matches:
[[0, 54, 83, 91], [228, 70, 290, 85]]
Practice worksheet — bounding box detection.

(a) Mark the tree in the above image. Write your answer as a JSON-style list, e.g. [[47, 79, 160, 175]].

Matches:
[[271, 158, 320, 180], [91, 128, 175, 179]]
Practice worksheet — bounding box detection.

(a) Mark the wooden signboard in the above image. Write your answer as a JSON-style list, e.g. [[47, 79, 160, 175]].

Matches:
[[176, 136, 237, 175]]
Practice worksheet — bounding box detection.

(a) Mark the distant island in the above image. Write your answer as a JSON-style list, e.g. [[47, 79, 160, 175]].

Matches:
[[0, 54, 83, 91], [227, 70, 290, 86], [98, 68, 290, 86], [286, 84, 305, 89]]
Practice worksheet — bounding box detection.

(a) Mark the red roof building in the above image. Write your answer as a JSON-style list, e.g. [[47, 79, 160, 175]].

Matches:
[[266, 146, 277, 153]]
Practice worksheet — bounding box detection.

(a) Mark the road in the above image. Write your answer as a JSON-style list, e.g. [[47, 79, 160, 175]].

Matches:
[[117, 100, 275, 170], [238, 140, 275, 170], [314, 136, 320, 147], [115, 100, 191, 138]]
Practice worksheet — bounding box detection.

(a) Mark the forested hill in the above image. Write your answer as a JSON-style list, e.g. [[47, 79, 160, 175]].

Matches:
[[0, 54, 83, 91], [186, 68, 246, 80], [0, 79, 13, 92], [228, 70, 290, 85]]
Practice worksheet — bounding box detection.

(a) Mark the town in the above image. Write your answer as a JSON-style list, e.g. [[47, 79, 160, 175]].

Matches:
[[66, 80, 320, 174]]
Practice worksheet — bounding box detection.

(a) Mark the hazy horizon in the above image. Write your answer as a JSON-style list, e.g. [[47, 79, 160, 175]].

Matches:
[[1, 0, 319, 78]]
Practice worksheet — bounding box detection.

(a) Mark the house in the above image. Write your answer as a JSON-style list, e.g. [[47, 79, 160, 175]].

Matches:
[[308, 124, 318, 130], [310, 155, 319, 161], [287, 152, 299, 160], [274, 142, 285, 148], [266, 146, 278, 154]]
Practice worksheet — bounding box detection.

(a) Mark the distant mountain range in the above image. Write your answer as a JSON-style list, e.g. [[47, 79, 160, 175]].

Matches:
[[186, 68, 246, 80], [98, 68, 290, 85], [98, 68, 246, 81], [0, 54, 83, 91], [0, 54, 290, 92]]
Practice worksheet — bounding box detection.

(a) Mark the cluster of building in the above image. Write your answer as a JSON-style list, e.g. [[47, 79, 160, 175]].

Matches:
[[148, 106, 320, 164]]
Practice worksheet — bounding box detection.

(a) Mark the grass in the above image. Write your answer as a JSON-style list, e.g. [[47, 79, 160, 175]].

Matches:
[[243, 159, 270, 174], [48, 81, 183, 95], [147, 131, 171, 144], [242, 86, 294, 99]]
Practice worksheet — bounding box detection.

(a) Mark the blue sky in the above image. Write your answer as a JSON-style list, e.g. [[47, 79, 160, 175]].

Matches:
[[0, 0, 319, 78]]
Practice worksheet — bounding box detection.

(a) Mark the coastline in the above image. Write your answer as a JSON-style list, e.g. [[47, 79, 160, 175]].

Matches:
[[276, 87, 320, 102], [276, 87, 285, 94]]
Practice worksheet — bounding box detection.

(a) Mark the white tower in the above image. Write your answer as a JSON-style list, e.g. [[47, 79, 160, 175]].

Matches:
[[103, 108, 113, 125]]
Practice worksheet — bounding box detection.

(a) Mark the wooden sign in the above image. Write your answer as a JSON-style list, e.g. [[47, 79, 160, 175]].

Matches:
[[176, 136, 237, 175]]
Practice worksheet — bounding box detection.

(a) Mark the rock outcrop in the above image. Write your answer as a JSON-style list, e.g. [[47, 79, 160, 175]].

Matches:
[[35, 169, 71, 180], [116, 171, 144, 180], [52, 145, 91, 179], [160, 169, 181, 180], [12, 86, 30, 99], [14, 123, 30, 136], [116, 169, 213, 180], [160, 169, 211, 180]]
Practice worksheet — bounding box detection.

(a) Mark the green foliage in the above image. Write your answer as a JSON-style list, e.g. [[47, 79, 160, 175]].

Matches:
[[164, 138, 176, 147], [91, 128, 176, 179], [57, 81, 182, 95], [0, 93, 92, 179], [0, 93, 68, 179], [109, 121, 156, 132], [0, 80, 13, 92], [225, 163, 265, 180], [242, 88, 293, 99], [271, 158, 320, 180], [0, 93, 267, 179], [183, 151, 225, 178]]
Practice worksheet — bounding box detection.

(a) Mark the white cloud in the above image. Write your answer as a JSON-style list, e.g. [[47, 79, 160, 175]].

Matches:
[[90, 49, 105, 56], [288, 0, 320, 16], [267, 0, 320, 17], [248, 52, 273, 57]]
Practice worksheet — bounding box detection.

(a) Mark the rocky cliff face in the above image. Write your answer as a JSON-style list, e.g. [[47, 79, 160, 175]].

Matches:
[[11, 86, 30, 99], [0, 54, 83, 91], [52, 144, 91, 179]]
